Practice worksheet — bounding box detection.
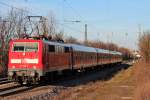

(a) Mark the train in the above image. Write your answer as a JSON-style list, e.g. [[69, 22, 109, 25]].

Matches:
[[8, 38, 122, 84]]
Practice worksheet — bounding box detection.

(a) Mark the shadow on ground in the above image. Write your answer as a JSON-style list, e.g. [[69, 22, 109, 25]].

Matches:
[[44, 62, 132, 87]]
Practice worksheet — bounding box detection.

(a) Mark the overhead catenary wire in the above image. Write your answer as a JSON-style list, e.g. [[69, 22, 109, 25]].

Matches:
[[0, 0, 99, 38], [61, 24, 83, 34], [54, 21, 82, 34], [60, 0, 102, 36], [0, 1, 35, 15], [61, 0, 83, 21], [0, 1, 83, 36]]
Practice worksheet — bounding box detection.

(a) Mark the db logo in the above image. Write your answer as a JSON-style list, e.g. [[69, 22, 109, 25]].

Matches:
[[20, 64, 27, 68], [23, 52, 25, 56], [21, 59, 27, 63]]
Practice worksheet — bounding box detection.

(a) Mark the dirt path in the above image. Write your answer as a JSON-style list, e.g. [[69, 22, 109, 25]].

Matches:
[[54, 64, 136, 100]]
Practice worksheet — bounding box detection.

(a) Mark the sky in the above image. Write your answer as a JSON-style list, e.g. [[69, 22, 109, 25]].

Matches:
[[1, 0, 150, 50]]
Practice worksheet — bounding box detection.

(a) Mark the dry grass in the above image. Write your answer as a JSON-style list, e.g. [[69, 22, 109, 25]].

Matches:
[[139, 33, 150, 62], [134, 82, 150, 100], [134, 61, 150, 100], [133, 33, 150, 100], [134, 62, 150, 85]]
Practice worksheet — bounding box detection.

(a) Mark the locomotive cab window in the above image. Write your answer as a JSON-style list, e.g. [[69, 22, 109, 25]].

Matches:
[[13, 42, 38, 52], [13, 46, 24, 51]]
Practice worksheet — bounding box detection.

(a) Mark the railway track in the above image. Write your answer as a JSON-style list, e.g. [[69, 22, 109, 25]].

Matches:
[[0, 80, 13, 85], [0, 79, 39, 97], [0, 84, 21, 93], [0, 85, 38, 97], [0, 77, 13, 85], [0, 78, 8, 82], [25, 86, 67, 100]]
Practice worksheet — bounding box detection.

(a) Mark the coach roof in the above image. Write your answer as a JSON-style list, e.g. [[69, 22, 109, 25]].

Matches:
[[43, 40, 70, 47], [43, 40, 97, 53], [43, 40, 122, 54], [68, 44, 97, 53], [96, 48, 111, 54]]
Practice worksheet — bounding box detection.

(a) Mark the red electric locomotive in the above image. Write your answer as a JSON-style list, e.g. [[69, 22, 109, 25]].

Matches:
[[8, 39, 43, 84], [8, 38, 122, 84]]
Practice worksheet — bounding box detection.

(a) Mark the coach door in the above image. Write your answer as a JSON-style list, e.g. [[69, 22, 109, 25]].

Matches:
[[45, 44, 49, 69]]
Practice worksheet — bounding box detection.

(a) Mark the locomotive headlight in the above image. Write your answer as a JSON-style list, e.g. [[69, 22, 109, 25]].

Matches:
[[12, 66, 15, 69], [8, 72, 13, 76], [33, 66, 36, 69], [25, 59, 38, 64], [30, 72, 35, 76], [11, 59, 21, 63]]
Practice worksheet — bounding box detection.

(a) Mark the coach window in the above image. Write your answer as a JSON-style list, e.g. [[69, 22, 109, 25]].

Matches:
[[65, 47, 69, 53], [49, 45, 55, 52]]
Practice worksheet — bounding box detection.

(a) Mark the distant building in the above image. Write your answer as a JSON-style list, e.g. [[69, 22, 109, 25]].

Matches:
[[132, 50, 141, 59]]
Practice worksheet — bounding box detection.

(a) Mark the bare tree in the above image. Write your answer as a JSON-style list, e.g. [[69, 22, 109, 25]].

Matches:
[[65, 36, 78, 43], [53, 32, 64, 42], [6, 8, 27, 38], [0, 8, 27, 76], [139, 32, 150, 62], [47, 11, 57, 36]]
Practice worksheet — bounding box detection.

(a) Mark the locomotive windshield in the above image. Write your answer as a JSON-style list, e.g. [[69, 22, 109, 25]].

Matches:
[[12, 42, 38, 52]]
